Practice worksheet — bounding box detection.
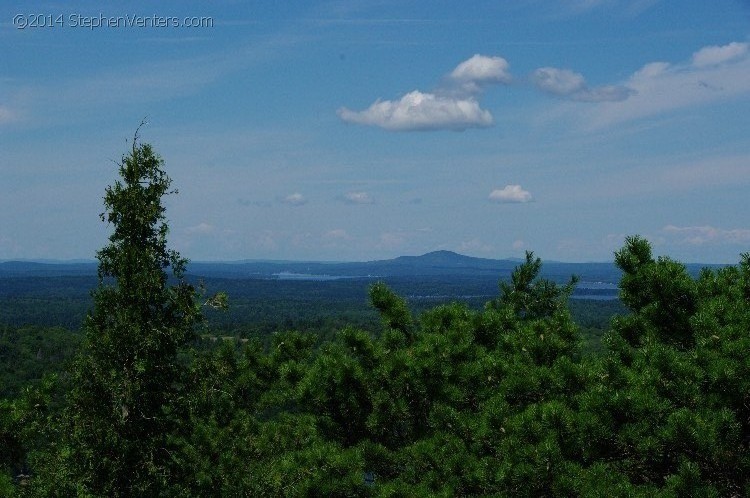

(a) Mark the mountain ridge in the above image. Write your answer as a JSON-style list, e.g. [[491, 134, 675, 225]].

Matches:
[[0, 251, 616, 282], [0, 251, 726, 283]]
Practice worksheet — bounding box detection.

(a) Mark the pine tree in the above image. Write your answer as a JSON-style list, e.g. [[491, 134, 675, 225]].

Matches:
[[37, 132, 202, 496]]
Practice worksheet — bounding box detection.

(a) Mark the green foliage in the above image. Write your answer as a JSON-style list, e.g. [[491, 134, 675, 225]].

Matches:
[[0, 325, 80, 399], [0, 397, 23, 490], [495, 251, 579, 320], [615, 236, 698, 349], [581, 236, 750, 496], [369, 281, 414, 337], [27, 137, 203, 496], [4, 136, 749, 496]]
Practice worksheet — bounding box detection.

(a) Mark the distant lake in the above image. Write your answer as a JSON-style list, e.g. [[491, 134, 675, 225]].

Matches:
[[570, 281, 619, 300], [576, 281, 618, 290], [570, 294, 619, 301], [273, 272, 373, 281]]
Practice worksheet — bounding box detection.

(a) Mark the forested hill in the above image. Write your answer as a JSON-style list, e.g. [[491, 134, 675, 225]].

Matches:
[[1, 250, 726, 283], [1, 251, 611, 280], [189, 250, 623, 282], [0, 261, 97, 277]]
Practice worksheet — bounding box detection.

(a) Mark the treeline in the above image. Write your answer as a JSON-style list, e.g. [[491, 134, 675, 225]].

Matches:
[[0, 274, 622, 356], [1, 141, 748, 496]]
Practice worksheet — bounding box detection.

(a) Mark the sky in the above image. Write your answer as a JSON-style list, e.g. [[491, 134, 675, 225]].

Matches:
[[1, 1, 749, 263]]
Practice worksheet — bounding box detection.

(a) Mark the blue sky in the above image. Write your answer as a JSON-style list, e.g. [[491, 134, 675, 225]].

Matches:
[[1, 1, 749, 263]]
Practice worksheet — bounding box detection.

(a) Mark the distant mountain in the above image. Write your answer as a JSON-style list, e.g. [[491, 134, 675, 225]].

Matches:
[[0, 251, 726, 284], [394, 250, 490, 266], [190, 251, 619, 282], [388, 250, 507, 270], [0, 261, 97, 277]]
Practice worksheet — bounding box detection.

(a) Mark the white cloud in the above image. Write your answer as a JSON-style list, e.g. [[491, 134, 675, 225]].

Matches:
[[337, 90, 492, 131], [532, 67, 634, 102], [692, 42, 749, 68], [662, 225, 750, 245], [450, 54, 511, 84], [581, 40, 750, 128], [635, 61, 671, 79], [512, 239, 526, 251], [489, 185, 533, 203], [338, 54, 509, 131], [343, 191, 373, 204], [574, 85, 635, 102], [281, 192, 307, 206], [532, 68, 586, 95]]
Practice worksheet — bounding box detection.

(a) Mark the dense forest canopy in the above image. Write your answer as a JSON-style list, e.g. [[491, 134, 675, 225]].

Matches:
[[1, 142, 749, 496]]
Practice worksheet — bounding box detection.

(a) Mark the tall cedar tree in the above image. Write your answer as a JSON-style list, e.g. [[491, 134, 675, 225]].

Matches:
[[44, 137, 202, 496]]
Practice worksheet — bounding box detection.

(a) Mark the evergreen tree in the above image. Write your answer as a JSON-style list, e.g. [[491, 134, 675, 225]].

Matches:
[[577, 236, 750, 496], [31, 133, 202, 496]]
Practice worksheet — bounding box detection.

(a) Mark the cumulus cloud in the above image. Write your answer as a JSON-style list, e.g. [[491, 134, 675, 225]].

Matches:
[[341, 40, 750, 131], [446, 54, 512, 95], [337, 90, 492, 131], [343, 191, 373, 204], [662, 225, 750, 245], [692, 42, 749, 68], [450, 54, 512, 84], [281, 192, 307, 206], [532, 67, 634, 102], [338, 54, 509, 131], [489, 185, 533, 203]]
